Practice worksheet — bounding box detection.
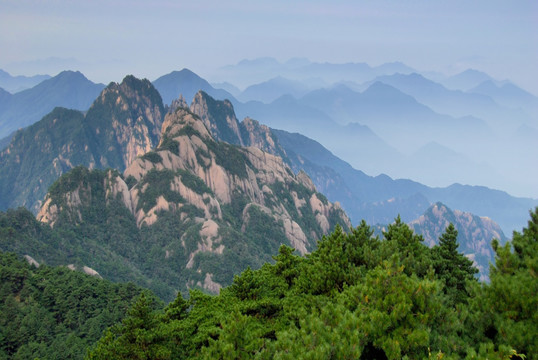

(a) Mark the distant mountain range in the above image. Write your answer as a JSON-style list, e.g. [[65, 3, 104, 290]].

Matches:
[[0, 78, 511, 299], [210, 60, 537, 198], [0, 65, 536, 233], [212, 57, 416, 88]]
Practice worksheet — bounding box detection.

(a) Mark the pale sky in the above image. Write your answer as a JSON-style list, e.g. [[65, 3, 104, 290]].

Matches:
[[1, 0, 537, 93]]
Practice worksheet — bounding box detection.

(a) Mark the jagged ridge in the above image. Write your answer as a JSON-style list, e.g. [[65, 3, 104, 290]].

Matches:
[[36, 98, 350, 298]]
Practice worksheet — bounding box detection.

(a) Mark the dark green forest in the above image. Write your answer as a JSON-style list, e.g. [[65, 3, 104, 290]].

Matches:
[[0, 251, 155, 359], [85, 209, 537, 359], [1, 208, 536, 359]]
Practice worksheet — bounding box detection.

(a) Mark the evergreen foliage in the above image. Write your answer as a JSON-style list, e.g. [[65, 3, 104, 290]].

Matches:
[[0, 251, 149, 360], [87, 210, 538, 359], [432, 223, 478, 304]]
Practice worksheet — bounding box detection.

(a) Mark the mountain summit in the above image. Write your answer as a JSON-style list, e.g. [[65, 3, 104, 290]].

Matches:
[[35, 96, 350, 299], [0, 75, 164, 212]]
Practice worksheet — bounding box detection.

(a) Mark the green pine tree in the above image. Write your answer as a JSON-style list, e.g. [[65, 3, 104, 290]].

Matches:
[[433, 223, 478, 305]]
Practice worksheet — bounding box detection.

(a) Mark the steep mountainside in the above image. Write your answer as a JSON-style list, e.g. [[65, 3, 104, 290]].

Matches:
[[0, 250, 150, 360], [168, 93, 516, 271], [409, 202, 507, 280], [0, 75, 164, 212], [156, 90, 537, 235], [34, 104, 350, 300], [0, 70, 105, 139], [269, 129, 537, 234]]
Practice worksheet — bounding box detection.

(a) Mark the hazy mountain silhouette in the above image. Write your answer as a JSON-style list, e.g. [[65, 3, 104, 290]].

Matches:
[[442, 69, 494, 91], [238, 76, 311, 103], [0, 69, 51, 93], [213, 57, 416, 88], [0, 71, 104, 139], [152, 68, 235, 105], [469, 80, 538, 111]]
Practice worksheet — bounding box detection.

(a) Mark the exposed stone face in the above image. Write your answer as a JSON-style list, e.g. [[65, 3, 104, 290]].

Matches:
[[282, 218, 308, 255], [190, 91, 244, 146], [105, 170, 133, 213], [36, 92, 351, 294], [127, 105, 350, 255], [409, 202, 506, 280], [37, 198, 58, 226], [185, 219, 223, 269], [23, 255, 39, 268], [89, 77, 164, 170], [242, 117, 281, 154], [82, 265, 102, 279], [198, 273, 222, 293]]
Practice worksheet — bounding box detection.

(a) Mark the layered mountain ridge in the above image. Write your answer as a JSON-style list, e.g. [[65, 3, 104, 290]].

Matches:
[[32, 94, 350, 299], [1, 72, 531, 236]]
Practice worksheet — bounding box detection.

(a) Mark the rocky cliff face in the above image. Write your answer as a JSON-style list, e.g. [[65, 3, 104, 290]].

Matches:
[[84, 75, 164, 170], [0, 76, 164, 213], [190, 91, 244, 146], [409, 202, 507, 279], [37, 104, 350, 295]]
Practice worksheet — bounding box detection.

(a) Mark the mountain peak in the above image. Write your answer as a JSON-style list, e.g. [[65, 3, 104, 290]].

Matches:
[[409, 202, 506, 280], [152, 69, 235, 106]]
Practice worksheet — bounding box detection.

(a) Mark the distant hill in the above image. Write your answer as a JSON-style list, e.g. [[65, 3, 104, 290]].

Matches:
[[299, 81, 491, 151], [442, 69, 494, 91], [152, 68, 235, 105], [238, 76, 312, 103], [0, 68, 51, 93], [371, 72, 536, 133], [0, 70, 105, 138]]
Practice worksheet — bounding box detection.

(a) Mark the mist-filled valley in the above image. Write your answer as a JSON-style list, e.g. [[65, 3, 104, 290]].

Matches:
[[205, 58, 538, 199]]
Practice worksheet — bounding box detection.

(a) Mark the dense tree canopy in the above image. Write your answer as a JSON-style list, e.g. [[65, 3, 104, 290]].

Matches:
[[87, 209, 538, 360], [0, 251, 152, 360]]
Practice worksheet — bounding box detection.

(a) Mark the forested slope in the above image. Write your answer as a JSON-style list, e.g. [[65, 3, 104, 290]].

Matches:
[[0, 251, 154, 360], [87, 209, 538, 360]]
